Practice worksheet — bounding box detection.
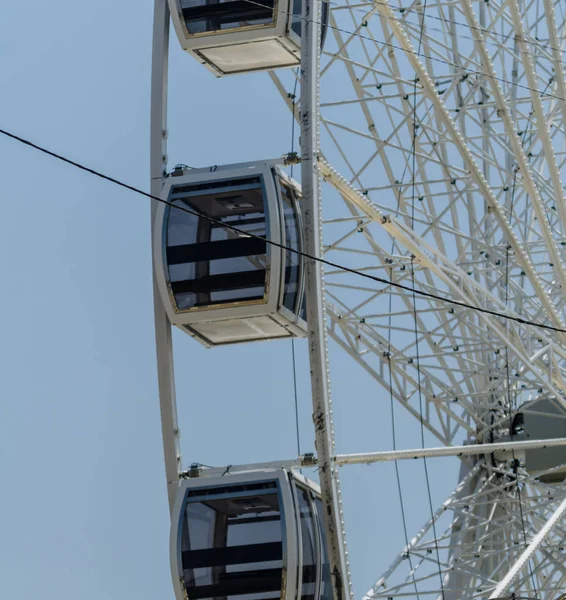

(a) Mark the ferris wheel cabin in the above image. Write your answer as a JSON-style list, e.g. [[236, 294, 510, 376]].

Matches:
[[153, 161, 307, 347], [170, 469, 333, 600], [167, 0, 328, 76]]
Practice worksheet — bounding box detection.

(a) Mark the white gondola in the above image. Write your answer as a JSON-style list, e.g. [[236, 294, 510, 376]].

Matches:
[[166, 0, 328, 76], [153, 161, 307, 347], [170, 469, 333, 600]]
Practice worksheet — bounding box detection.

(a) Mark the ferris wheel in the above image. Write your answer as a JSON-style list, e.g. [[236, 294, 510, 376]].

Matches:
[[149, 0, 566, 599]]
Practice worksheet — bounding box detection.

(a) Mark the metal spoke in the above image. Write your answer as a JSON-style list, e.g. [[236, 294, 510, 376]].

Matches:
[[271, 0, 566, 596]]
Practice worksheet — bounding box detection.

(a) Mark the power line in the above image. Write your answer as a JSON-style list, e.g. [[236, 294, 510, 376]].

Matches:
[[2, 126, 566, 336], [386, 268, 421, 599]]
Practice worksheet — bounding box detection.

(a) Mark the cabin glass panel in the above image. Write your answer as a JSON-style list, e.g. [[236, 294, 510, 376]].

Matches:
[[180, 0, 276, 35], [314, 498, 333, 600], [179, 481, 284, 600], [280, 182, 301, 313], [166, 176, 269, 311], [291, 0, 300, 37], [297, 487, 317, 600]]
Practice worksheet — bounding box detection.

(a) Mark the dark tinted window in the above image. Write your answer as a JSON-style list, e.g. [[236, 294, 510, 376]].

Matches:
[[166, 176, 269, 310], [299, 294, 306, 322], [314, 498, 333, 600], [181, 0, 275, 35], [297, 487, 317, 600], [180, 484, 284, 600], [291, 0, 329, 47], [280, 182, 301, 313]]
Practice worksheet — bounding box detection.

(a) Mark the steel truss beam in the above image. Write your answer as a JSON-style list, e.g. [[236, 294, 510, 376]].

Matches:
[[180, 437, 566, 476], [270, 0, 566, 596]]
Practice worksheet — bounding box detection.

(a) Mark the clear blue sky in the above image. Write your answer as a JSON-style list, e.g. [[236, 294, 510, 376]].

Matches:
[[0, 2, 458, 598]]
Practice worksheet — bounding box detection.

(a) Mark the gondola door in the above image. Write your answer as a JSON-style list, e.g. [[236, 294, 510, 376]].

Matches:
[[171, 470, 299, 600]]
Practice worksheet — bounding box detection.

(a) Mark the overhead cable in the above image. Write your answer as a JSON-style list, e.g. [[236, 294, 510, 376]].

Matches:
[[408, 2, 446, 595]]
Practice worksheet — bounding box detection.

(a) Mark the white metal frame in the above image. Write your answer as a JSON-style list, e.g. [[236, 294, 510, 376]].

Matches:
[[489, 494, 566, 598], [151, 0, 181, 516], [181, 437, 566, 477], [299, 0, 351, 598], [167, 0, 302, 76]]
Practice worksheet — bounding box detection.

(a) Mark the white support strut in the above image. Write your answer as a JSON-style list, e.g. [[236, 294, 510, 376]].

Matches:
[[489, 495, 566, 598], [300, 1, 351, 599], [150, 0, 182, 515], [184, 438, 566, 477]]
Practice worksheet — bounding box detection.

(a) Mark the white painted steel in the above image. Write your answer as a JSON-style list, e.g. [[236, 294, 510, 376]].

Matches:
[[334, 438, 566, 465], [180, 438, 566, 478], [489, 495, 566, 598], [300, 0, 351, 598], [150, 0, 182, 515]]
